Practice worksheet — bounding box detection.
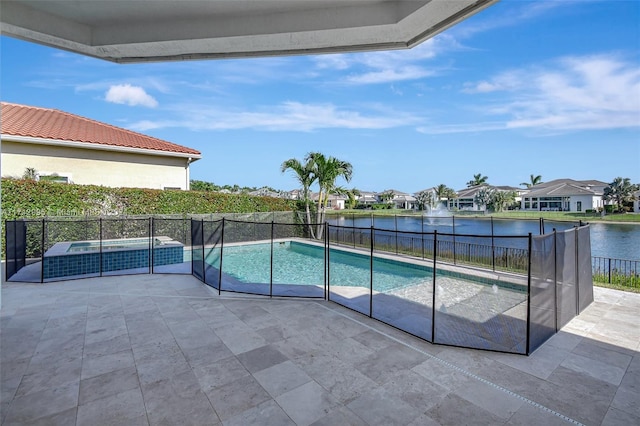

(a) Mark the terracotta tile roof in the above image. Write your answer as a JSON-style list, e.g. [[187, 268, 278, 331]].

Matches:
[[1, 102, 200, 156]]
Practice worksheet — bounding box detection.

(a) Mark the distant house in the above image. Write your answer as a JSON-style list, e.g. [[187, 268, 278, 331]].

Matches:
[[356, 191, 378, 206], [1, 102, 201, 190], [520, 179, 609, 212], [311, 192, 347, 210], [634, 190, 640, 213], [448, 185, 486, 211], [379, 189, 416, 210], [248, 187, 283, 198], [449, 185, 520, 211]]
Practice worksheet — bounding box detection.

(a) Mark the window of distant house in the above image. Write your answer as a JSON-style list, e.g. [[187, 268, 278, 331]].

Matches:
[[39, 174, 69, 183], [163, 187, 181, 190]]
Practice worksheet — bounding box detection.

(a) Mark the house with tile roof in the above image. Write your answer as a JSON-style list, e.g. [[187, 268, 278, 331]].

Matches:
[[1, 102, 201, 190], [379, 189, 416, 210], [520, 179, 608, 212], [447, 185, 522, 211]]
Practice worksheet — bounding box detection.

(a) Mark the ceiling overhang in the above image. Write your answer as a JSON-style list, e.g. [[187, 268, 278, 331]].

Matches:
[[1, 0, 498, 63]]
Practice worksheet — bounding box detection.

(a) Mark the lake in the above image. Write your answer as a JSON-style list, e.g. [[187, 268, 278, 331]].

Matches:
[[326, 215, 640, 261]]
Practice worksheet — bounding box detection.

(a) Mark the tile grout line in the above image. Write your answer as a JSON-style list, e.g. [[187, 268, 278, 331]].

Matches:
[[314, 301, 585, 426]]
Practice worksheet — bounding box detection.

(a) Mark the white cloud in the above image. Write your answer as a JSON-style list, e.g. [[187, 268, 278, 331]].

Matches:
[[312, 35, 458, 85], [128, 101, 421, 132], [428, 54, 640, 134], [462, 71, 525, 94], [345, 66, 435, 85], [105, 84, 158, 108], [452, 0, 578, 39]]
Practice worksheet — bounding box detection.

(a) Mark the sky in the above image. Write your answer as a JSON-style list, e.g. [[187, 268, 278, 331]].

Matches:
[[1, 0, 639, 194]]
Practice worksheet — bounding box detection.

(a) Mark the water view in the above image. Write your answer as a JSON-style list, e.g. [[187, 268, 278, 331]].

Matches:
[[327, 215, 640, 260]]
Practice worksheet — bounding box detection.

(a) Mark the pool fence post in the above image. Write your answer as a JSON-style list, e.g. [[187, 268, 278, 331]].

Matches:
[[553, 229, 558, 332], [218, 218, 224, 295], [575, 226, 580, 316], [352, 219, 356, 249], [269, 221, 274, 298], [41, 218, 46, 283], [421, 214, 425, 260], [190, 219, 194, 277], [201, 218, 205, 288], [431, 230, 437, 342], [150, 217, 154, 275], [369, 225, 374, 318], [394, 215, 398, 255], [99, 218, 103, 278], [491, 216, 495, 271], [324, 223, 328, 300], [526, 232, 532, 355], [452, 215, 456, 265]]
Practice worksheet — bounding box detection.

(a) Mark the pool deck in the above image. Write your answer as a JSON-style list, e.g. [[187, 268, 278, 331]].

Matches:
[[1, 274, 638, 425]]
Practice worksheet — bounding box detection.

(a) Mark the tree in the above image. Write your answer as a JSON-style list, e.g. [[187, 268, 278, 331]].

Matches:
[[415, 190, 434, 211], [378, 190, 396, 204], [467, 173, 488, 187], [281, 157, 318, 238], [336, 187, 361, 209], [306, 152, 353, 238], [492, 190, 517, 212], [435, 184, 456, 207], [190, 180, 218, 191], [22, 167, 38, 180], [520, 174, 543, 188], [603, 177, 636, 212], [473, 187, 495, 212]]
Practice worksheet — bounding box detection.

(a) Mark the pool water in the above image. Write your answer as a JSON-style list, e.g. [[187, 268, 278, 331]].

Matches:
[[207, 241, 435, 292]]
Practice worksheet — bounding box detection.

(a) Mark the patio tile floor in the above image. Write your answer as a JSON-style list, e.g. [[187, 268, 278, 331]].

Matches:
[[1, 274, 639, 425]]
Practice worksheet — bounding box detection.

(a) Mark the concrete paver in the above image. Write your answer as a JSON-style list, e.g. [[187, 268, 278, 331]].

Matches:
[[1, 274, 639, 425]]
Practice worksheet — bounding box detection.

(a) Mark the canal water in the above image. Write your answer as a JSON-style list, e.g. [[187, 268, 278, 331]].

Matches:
[[327, 215, 640, 261]]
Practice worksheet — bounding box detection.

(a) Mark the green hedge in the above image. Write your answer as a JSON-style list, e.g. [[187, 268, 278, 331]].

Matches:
[[1, 178, 296, 220]]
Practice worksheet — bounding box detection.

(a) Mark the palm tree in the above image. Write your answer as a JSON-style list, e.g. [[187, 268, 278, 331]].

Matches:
[[281, 157, 318, 238], [306, 152, 353, 239], [22, 167, 38, 180], [337, 187, 360, 209], [415, 190, 434, 211], [473, 187, 495, 213], [378, 190, 396, 205], [603, 177, 636, 212], [492, 190, 517, 212], [520, 174, 543, 188], [434, 184, 456, 209], [467, 173, 488, 188]]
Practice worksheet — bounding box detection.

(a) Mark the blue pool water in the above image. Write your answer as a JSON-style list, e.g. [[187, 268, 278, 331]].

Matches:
[[207, 241, 436, 291]]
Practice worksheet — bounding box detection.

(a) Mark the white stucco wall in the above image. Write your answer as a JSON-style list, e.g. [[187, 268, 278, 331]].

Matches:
[[1, 141, 192, 190], [565, 195, 602, 211]]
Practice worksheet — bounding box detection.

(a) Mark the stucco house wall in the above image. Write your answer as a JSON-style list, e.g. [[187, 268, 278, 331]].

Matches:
[[1, 102, 201, 190], [2, 140, 192, 190], [568, 194, 602, 212]]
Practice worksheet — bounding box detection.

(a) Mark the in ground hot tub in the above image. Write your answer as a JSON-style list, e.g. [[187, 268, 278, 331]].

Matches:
[[43, 236, 184, 279]]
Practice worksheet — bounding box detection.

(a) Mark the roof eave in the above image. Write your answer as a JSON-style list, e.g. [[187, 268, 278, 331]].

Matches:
[[1, 134, 202, 160]]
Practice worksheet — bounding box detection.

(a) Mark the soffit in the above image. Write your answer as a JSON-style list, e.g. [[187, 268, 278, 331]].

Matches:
[[1, 0, 498, 63]]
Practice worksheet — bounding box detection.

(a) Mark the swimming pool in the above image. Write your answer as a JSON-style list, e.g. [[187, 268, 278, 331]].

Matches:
[[206, 240, 520, 294]]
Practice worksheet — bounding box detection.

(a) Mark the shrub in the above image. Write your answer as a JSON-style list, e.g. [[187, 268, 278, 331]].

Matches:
[[1, 178, 296, 220], [371, 203, 392, 210]]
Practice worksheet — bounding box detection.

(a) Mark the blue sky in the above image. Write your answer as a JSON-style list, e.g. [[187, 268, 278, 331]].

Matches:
[[2, 0, 639, 193]]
